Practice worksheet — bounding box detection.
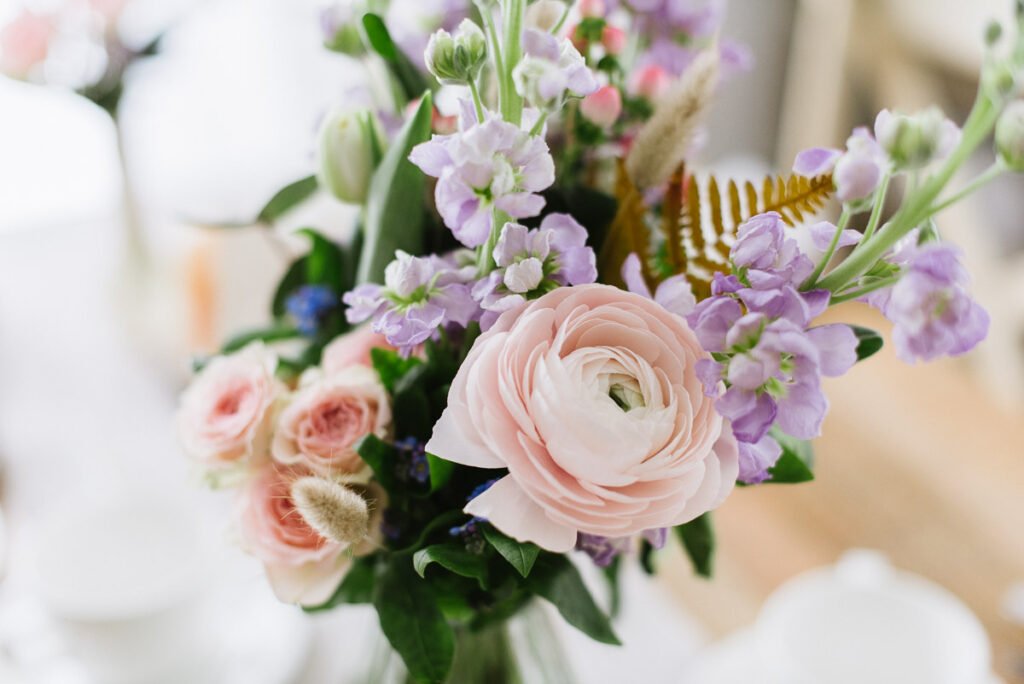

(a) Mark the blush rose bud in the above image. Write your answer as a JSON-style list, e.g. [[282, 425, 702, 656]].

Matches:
[[580, 85, 623, 128], [291, 477, 370, 546], [874, 107, 960, 171], [424, 19, 487, 86], [601, 25, 626, 56], [578, 0, 606, 18], [630, 64, 671, 102], [317, 109, 385, 205], [996, 100, 1024, 171]]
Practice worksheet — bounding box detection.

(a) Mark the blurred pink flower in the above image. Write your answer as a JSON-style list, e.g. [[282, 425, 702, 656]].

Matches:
[[0, 10, 55, 77], [321, 326, 393, 374], [580, 85, 623, 128]]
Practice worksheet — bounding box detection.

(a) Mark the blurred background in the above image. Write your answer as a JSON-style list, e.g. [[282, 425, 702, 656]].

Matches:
[[0, 0, 1022, 682]]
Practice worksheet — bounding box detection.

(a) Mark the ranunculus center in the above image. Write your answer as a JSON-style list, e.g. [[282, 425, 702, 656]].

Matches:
[[604, 373, 645, 412]]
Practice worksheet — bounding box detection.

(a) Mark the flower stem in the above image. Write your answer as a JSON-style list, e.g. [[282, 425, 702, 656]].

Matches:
[[477, 209, 509, 275], [927, 162, 1005, 216], [478, 3, 505, 113], [551, 3, 571, 34], [802, 207, 851, 290], [860, 173, 891, 243], [501, 0, 526, 126], [817, 91, 1000, 293], [829, 274, 902, 304], [528, 111, 548, 137], [468, 77, 486, 122]]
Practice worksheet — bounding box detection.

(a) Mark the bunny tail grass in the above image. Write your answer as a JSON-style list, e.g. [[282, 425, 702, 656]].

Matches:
[[290, 476, 370, 546]]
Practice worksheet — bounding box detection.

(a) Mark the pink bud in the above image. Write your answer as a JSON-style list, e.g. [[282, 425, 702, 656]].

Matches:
[[630, 64, 672, 102], [580, 85, 623, 128], [578, 0, 606, 18], [601, 25, 626, 56], [0, 11, 55, 77]]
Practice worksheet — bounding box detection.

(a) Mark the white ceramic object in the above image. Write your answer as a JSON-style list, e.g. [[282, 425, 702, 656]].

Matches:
[[756, 550, 995, 684]]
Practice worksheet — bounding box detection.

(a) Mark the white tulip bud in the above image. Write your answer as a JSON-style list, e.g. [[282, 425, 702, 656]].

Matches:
[[424, 19, 487, 85], [996, 100, 1024, 171], [290, 476, 370, 546], [316, 109, 385, 205]]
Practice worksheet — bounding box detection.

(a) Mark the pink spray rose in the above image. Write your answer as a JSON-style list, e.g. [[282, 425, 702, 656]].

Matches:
[[426, 285, 738, 552], [272, 365, 390, 480], [178, 343, 282, 470], [0, 11, 55, 77], [238, 465, 350, 606], [321, 325, 394, 374], [580, 85, 623, 128]]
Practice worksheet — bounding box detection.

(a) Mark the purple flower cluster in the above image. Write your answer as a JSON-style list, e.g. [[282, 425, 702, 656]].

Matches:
[[473, 214, 598, 329], [409, 112, 556, 248], [514, 30, 598, 110], [867, 239, 989, 363], [576, 528, 668, 568], [343, 250, 478, 355], [685, 213, 859, 483]]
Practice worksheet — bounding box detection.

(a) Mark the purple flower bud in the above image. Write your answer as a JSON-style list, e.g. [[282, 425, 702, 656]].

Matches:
[[621, 253, 696, 317], [834, 127, 887, 203], [737, 433, 782, 485]]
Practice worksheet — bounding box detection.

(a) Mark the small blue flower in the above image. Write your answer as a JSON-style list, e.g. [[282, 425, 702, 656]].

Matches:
[[286, 285, 338, 337]]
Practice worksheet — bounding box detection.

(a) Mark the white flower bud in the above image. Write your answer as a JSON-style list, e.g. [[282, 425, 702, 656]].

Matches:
[[996, 100, 1024, 171], [291, 476, 370, 546], [424, 19, 487, 85], [316, 109, 385, 205], [526, 0, 567, 32], [874, 107, 961, 171], [503, 257, 545, 293]]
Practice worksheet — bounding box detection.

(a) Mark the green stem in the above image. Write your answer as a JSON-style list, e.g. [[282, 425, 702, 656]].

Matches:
[[501, 0, 526, 125], [860, 173, 891, 243], [528, 111, 548, 137], [551, 2, 571, 34], [802, 207, 851, 289], [479, 4, 505, 113], [477, 209, 510, 275], [927, 162, 1005, 216], [829, 274, 902, 304], [817, 92, 999, 293], [468, 77, 486, 122]]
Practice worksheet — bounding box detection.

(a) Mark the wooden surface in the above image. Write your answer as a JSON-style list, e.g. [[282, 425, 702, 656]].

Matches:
[[659, 303, 1024, 681]]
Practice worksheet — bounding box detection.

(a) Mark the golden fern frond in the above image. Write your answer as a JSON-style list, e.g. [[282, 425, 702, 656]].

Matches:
[[597, 159, 652, 288], [660, 164, 686, 273], [673, 172, 834, 298]]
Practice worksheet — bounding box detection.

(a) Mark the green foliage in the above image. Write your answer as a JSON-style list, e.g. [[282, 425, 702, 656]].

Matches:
[[767, 430, 815, 484], [220, 324, 300, 354], [361, 14, 429, 102], [481, 525, 539, 578], [676, 513, 715, 578], [356, 434, 401, 494], [371, 348, 424, 394], [257, 175, 319, 223], [527, 554, 621, 645], [358, 92, 433, 285], [303, 556, 376, 612], [414, 544, 490, 589], [850, 325, 884, 361], [373, 558, 455, 683]]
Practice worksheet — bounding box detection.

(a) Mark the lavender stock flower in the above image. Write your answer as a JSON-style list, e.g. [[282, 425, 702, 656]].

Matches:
[[871, 243, 989, 363], [343, 251, 477, 355], [514, 29, 598, 110], [794, 128, 888, 204], [474, 214, 597, 329], [410, 114, 556, 247]]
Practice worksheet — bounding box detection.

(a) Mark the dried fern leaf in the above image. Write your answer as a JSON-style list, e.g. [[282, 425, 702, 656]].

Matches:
[[660, 164, 686, 274], [675, 172, 834, 298], [597, 159, 652, 288]]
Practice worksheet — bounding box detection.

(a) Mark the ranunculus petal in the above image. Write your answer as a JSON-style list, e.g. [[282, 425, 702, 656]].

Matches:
[[464, 475, 577, 552], [425, 407, 507, 469]]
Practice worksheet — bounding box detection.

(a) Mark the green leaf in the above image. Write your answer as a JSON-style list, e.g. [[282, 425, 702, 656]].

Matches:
[[361, 14, 429, 101], [676, 514, 715, 578], [394, 387, 433, 442], [850, 325, 884, 361], [297, 228, 345, 292], [527, 555, 621, 645], [373, 558, 454, 684], [271, 257, 308, 318], [426, 454, 454, 493], [257, 175, 318, 223], [371, 348, 424, 394], [413, 544, 489, 589], [221, 324, 300, 354], [767, 430, 815, 484], [602, 557, 622, 618], [638, 539, 657, 575], [355, 434, 399, 494], [358, 92, 433, 285], [303, 556, 376, 612], [480, 525, 540, 578]]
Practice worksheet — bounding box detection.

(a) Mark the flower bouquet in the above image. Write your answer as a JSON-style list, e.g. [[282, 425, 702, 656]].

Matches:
[[178, 0, 1024, 681]]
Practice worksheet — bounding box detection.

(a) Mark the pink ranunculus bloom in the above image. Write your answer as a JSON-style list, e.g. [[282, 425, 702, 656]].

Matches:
[[580, 85, 623, 128], [237, 465, 349, 606], [321, 326, 394, 375], [426, 285, 739, 552], [272, 366, 390, 480], [0, 10, 56, 77], [178, 343, 283, 471]]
